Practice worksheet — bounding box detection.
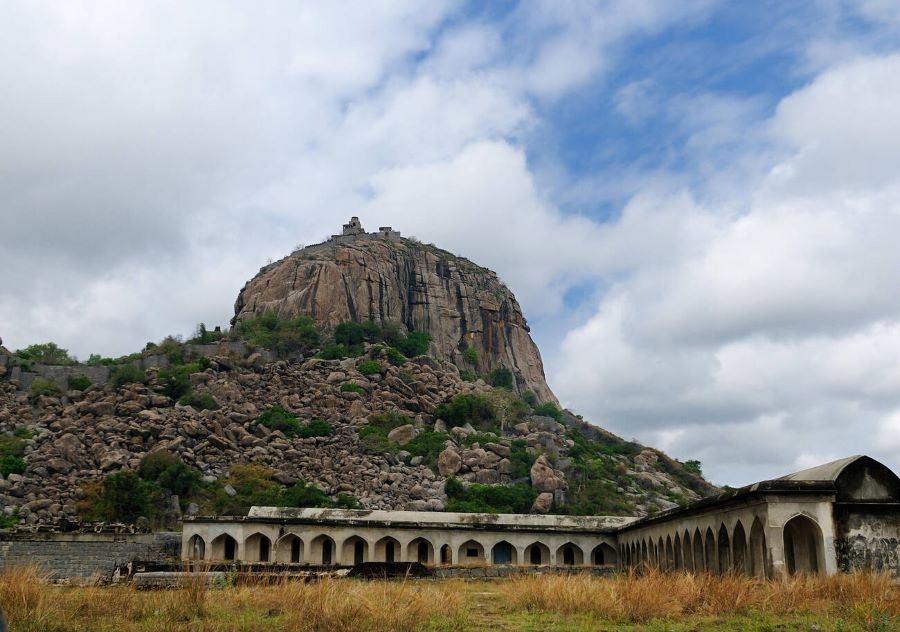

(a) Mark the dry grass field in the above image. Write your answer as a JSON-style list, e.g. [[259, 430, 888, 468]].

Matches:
[[0, 566, 897, 631]]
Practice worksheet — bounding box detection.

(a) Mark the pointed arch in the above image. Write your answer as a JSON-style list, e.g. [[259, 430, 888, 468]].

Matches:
[[749, 517, 768, 578], [491, 540, 517, 565], [732, 521, 748, 574], [406, 537, 434, 565], [592, 543, 617, 566], [458, 539, 486, 564], [673, 534, 683, 570], [187, 534, 206, 561], [310, 534, 336, 565], [525, 541, 550, 565], [342, 535, 369, 566], [557, 542, 584, 566], [717, 524, 730, 574], [275, 534, 303, 563], [211, 533, 237, 561], [665, 535, 675, 571], [373, 536, 401, 563], [693, 528, 704, 571], [783, 514, 825, 575], [440, 544, 452, 565], [705, 527, 717, 573], [682, 530, 694, 571]]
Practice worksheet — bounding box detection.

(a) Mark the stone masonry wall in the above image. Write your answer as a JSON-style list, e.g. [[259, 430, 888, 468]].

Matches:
[[0, 532, 181, 583]]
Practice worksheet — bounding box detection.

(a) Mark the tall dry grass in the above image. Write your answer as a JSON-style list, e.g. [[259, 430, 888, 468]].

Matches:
[[502, 569, 900, 624], [0, 565, 469, 632]]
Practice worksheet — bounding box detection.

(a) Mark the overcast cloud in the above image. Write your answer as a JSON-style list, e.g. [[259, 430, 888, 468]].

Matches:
[[1, 1, 899, 486]]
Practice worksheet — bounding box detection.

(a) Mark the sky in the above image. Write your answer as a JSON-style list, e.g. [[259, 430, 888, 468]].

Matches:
[[2, 0, 900, 486]]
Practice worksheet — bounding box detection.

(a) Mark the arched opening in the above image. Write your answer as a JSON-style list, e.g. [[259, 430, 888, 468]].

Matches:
[[276, 534, 303, 563], [665, 536, 675, 571], [211, 534, 237, 561], [704, 527, 717, 573], [458, 540, 485, 564], [244, 533, 272, 562], [310, 534, 336, 565], [673, 534, 683, 570], [374, 536, 401, 563], [406, 538, 434, 565], [657, 537, 665, 569], [342, 536, 369, 566], [557, 543, 583, 566], [440, 544, 452, 565], [692, 528, 704, 572], [783, 514, 825, 575], [749, 517, 768, 578], [640, 540, 648, 564], [592, 543, 617, 566], [491, 541, 517, 565], [187, 534, 205, 561], [717, 525, 730, 574], [732, 521, 748, 574], [682, 531, 694, 571]]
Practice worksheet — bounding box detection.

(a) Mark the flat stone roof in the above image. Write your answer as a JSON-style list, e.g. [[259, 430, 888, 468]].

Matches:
[[185, 507, 638, 534]]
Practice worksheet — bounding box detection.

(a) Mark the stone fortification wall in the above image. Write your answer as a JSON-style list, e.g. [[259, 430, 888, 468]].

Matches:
[[0, 531, 181, 583]]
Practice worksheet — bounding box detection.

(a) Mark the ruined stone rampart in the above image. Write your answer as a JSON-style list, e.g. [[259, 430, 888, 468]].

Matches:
[[0, 531, 181, 583]]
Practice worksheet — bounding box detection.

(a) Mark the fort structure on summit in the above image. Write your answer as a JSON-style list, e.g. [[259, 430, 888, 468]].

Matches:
[[328, 216, 401, 244]]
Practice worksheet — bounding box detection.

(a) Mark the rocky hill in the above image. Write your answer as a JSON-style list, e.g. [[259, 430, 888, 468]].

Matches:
[[0, 220, 718, 529], [233, 218, 556, 403]]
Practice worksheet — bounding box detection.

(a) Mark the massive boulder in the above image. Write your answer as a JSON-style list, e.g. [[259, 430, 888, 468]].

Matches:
[[232, 224, 557, 403]]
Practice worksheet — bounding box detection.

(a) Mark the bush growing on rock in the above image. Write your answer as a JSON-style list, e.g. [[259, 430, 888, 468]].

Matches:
[[521, 390, 538, 406], [109, 364, 146, 387], [206, 465, 358, 514], [339, 382, 365, 394], [357, 360, 382, 376], [434, 394, 497, 431], [395, 331, 431, 357], [235, 311, 320, 357], [0, 454, 25, 476], [67, 375, 91, 391], [533, 402, 562, 421], [385, 347, 406, 366], [138, 451, 200, 497], [443, 477, 536, 514], [402, 431, 450, 469], [29, 378, 61, 398], [489, 367, 513, 389], [79, 470, 155, 523], [15, 342, 75, 365], [459, 370, 478, 382], [462, 347, 478, 366], [178, 391, 219, 411], [255, 405, 330, 438]]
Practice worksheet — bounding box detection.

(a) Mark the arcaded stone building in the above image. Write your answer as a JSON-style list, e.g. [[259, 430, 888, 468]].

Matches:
[[183, 455, 900, 579]]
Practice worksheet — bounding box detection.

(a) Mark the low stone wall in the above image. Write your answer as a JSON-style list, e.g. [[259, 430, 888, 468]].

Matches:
[[0, 531, 181, 583]]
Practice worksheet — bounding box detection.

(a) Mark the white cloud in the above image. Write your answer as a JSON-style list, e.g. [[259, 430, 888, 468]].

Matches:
[[553, 54, 900, 485]]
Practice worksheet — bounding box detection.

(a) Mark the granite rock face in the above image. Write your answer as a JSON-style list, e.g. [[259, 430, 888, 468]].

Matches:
[[233, 235, 557, 403]]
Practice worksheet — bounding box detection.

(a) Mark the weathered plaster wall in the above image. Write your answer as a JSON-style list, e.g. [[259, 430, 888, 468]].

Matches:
[[835, 507, 900, 578]]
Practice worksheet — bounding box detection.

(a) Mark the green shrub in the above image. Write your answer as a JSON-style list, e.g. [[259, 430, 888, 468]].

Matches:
[[178, 391, 219, 411], [110, 364, 146, 387], [0, 508, 20, 530], [489, 367, 513, 389], [0, 455, 25, 476], [15, 342, 75, 365], [317, 343, 362, 360], [395, 331, 431, 357], [385, 347, 406, 366], [459, 370, 478, 382], [521, 390, 538, 407], [96, 470, 156, 522], [683, 459, 702, 476], [237, 311, 320, 357], [335, 321, 382, 346], [330, 493, 362, 509], [462, 347, 478, 366], [367, 410, 413, 431], [296, 419, 331, 438], [509, 440, 536, 479], [357, 360, 382, 376], [340, 382, 365, 394], [358, 425, 392, 452], [443, 478, 536, 514], [158, 365, 193, 399], [462, 431, 500, 447], [399, 370, 414, 384], [138, 451, 200, 497], [403, 431, 450, 469], [434, 394, 497, 431], [30, 378, 61, 398], [67, 375, 92, 391], [533, 402, 563, 421], [256, 405, 301, 435]]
